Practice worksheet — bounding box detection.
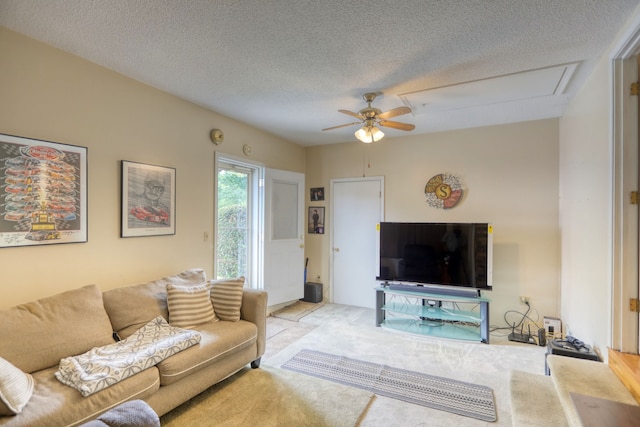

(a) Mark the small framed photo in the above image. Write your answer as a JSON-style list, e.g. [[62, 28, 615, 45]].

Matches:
[[0, 133, 87, 248], [121, 160, 176, 237], [310, 187, 324, 201], [308, 207, 325, 234]]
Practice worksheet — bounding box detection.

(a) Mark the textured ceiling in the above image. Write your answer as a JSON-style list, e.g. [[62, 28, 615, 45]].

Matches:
[[1, 1, 639, 146]]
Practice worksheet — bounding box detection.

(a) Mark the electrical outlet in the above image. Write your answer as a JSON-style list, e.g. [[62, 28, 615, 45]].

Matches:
[[520, 296, 529, 304]]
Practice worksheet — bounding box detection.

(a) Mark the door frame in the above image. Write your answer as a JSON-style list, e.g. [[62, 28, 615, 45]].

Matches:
[[610, 14, 640, 353], [214, 153, 264, 288], [329, 176, 384, 304]]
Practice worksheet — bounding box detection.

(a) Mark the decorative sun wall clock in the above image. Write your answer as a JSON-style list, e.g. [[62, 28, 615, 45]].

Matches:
[[425, 173, 463, 209]]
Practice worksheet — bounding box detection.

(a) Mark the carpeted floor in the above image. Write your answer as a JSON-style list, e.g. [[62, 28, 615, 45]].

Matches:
[[161, 303, 547, 426], [161, 365, 373, 426], [264, 316, 317, 360], [264, 303, 548, 426]]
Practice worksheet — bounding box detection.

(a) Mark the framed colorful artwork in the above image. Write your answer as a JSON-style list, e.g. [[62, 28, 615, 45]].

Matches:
[[121, 160, 176, 237], [0, 133, 88, 248]]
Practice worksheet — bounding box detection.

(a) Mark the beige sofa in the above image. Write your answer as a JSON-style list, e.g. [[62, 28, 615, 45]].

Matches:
[[0, 269, 267, 427]]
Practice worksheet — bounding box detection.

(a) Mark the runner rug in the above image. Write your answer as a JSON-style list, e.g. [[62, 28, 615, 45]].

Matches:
[[282, 349, 496, 422]]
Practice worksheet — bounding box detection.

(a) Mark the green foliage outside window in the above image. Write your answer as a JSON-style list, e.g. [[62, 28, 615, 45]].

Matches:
[[216, 169, 248, 279]]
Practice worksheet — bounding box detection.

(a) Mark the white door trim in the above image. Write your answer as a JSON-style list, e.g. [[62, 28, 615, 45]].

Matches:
[[610, 11, 640, 352], [214, 153, 264, 288]]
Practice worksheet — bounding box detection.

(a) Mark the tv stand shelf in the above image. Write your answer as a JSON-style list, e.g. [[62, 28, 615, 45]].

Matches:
[[375, 286, 490, 343]]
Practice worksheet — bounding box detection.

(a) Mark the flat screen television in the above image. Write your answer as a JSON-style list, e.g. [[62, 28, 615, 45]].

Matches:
[[377, 222, 492, 291]]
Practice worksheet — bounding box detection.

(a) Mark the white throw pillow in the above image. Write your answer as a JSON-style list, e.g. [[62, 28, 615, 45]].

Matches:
[[209, 277, 245, 321], [166, 283, 218, 328], [0, 356, 34, 415]]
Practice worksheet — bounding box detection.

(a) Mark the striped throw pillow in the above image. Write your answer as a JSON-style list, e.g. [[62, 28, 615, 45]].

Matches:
[[0, 356, 34, 415], [166, 283, 218, 328], [209, 277, 245, 321]]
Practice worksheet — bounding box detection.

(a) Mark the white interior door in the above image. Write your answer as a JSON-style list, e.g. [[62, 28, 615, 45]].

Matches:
[[263, 168, 305, 306], [331, 177, 383, 308]]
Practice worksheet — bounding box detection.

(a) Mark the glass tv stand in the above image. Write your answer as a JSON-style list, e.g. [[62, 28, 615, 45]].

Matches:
[[375, 285, 490, 343]]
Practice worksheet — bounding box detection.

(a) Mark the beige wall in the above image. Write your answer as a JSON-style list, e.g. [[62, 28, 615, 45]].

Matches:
[[0, 28, 305, 308], [305, 119, 561, 322], [559, 49, 614, 352], [558, 6, 640, 356], [3, 24, 611, 345]]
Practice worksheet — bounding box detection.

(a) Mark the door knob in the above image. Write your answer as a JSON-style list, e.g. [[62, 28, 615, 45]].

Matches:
[[333, 248, 340, 252]]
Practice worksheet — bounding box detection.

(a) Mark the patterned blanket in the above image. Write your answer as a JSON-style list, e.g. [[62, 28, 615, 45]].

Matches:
[[55, 316, 201, 397]]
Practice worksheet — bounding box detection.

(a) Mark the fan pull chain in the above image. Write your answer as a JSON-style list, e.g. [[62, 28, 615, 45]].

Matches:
[[362, 145, 371, 177]]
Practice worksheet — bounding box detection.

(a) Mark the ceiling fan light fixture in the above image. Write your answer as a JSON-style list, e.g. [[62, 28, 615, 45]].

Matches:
[[324, 92, 412, 141], [355, 126, 384, 143]]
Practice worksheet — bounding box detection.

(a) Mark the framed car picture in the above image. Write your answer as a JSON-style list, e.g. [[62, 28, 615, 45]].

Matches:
[[121, 160, 176, 237], [0, 133, 88, 248]]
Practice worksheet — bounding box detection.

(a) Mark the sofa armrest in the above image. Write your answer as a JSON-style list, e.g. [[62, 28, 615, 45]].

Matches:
[[240, 289, 268, 359]]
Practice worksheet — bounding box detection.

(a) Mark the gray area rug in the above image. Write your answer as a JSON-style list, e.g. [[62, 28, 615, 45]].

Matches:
[[282, 349, 497, 422]]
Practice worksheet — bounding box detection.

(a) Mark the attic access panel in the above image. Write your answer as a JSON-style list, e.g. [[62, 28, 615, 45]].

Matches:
[[400, 63, 579, 115]]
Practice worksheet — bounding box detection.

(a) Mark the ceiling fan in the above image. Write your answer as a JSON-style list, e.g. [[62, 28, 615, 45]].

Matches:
[[322, 93, 415, 143]]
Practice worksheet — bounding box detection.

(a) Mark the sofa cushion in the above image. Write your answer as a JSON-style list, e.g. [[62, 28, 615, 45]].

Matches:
[[209, 277, 245, 321], [166, 283, 218, 328], [103, 269, 206, 339], [0, 285, 115, 373], [156, 319, 257, 385], [0, 365, 159, 427], [0, 356, 34, 415]]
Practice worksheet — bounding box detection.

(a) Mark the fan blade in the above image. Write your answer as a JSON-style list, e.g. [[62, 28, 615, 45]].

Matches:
[[322, 122, 362, 131], [378, 120, 415, 131], [338, 109, 365, 120], [377, 106, 411, 120]]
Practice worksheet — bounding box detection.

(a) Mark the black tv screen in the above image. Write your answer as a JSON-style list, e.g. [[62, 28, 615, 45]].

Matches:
[[377, 222, 492, 290]]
